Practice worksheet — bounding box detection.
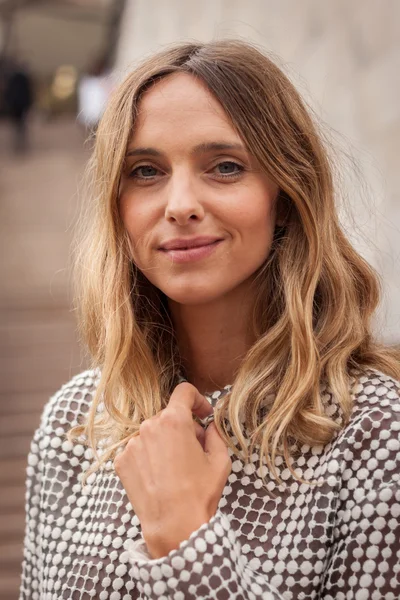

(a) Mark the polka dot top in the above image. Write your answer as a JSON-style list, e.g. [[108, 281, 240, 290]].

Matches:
[[20, 368, 400, 599]]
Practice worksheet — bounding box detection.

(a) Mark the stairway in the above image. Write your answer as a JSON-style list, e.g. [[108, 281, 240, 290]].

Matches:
[[0, 115, 88, 599]]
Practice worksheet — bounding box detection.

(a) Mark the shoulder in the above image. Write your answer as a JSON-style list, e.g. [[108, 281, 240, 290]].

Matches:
[[330, 369, 400, 479], [38, 368, 100, 434], [323, 367, 400, 426], [26, 370, 100, 474], [349, 367, 400, 427], [351, 367, 400, 404]]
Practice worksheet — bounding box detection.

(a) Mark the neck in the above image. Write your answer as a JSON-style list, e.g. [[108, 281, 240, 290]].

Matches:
[[168, 286, 256, 395]]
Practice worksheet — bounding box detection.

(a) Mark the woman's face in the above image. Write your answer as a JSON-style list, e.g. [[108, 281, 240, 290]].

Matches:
[[119, 73, 279, 306]]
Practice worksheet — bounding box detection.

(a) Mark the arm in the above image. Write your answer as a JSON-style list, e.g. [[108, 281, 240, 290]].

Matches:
[[19, 426, 45, 599], [320, 479, 400, 599], [128, 509, 284, 600], [318, 402, 400, 599]]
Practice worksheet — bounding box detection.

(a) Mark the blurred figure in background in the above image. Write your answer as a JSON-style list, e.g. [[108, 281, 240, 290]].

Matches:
[[4, 60, 33, 153], [77, 57, 112, 135]]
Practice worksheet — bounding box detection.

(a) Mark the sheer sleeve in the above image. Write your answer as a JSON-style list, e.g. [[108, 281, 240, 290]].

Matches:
[[128, 509, 284, 599], [320, 480, 400, 599], [19, 424, 45, 599], [318, 403, 400, 599]]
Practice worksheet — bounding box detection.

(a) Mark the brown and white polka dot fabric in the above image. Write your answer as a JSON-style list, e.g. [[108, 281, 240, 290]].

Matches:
[[20, 369, 400, 599]]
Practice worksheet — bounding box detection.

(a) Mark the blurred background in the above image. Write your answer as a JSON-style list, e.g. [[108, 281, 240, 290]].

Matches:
[[0, 1, 399, 597]]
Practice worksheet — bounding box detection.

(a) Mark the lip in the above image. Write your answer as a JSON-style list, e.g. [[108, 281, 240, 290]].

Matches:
[[158, 237, 223, 264], [159, 236, 223, 251]]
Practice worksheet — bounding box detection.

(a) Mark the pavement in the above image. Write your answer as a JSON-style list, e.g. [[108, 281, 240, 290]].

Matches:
[[0, 113, 90, 599]]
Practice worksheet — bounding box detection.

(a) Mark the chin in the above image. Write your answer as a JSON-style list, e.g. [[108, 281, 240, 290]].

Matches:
[[159, 281, 227, 306], [164, 289, 221, 306], [152, 270, 256, 307]]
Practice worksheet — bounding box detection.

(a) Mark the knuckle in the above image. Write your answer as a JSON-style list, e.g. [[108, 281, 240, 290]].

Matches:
[[139, 419, 153, 436], [114, 450, 126, 474], [160, 407, 185, 426], [126, 436, 138, 450], [124, 437, 140, 458], [159, 408, 175, 423], [114, 435, 140, 474], [224, 457, 232, 475], [113, 455, 121, 473]]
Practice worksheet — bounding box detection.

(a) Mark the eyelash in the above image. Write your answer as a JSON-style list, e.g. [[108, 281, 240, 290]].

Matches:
[[128, 161, 245, 182]]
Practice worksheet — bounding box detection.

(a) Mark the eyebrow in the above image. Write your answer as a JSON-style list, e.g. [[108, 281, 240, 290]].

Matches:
[[125, 142, 247, 158]]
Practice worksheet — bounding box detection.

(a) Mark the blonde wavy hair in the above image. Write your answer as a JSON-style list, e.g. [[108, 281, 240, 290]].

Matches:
[[70, 39, 400, 480]]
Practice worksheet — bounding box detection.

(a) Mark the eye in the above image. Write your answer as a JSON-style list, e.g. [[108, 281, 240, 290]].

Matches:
[[129, 164, 160, 180], [213, 161, 244, 178]]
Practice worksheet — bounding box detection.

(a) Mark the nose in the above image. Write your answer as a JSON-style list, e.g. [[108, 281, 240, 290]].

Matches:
[[164, 173, 205, 225]]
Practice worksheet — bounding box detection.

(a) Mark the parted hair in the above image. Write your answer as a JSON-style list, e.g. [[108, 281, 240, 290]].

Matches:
[[70, 39, 400, 480]]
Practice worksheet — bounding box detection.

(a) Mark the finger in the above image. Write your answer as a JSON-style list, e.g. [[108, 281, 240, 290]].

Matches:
[[193, 420, 206, 450], [168, 382, 213, 420], [204, 422, 229, 457]]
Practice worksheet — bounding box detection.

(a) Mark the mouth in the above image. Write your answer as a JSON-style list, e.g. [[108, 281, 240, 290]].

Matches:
[[159, 237, 223, 251], [158, 237, 223, 263]]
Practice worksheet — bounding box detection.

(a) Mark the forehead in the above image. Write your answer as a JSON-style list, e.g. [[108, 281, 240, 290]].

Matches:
[[132, 72, 239, 143]]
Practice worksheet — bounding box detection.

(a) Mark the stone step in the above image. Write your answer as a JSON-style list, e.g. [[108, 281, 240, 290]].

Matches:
[[0, 541, 23, 566], [0, 458, 27, 484], [0, 486, 25, 512], [0, 435, 33, 459], [0, 575, 23, 600], [0, 514, 25, 541], [0, 413, 41, 437], [0, 392, 49, 416]]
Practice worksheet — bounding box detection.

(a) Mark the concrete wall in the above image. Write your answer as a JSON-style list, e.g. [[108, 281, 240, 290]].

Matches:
[[115, 0, 400, 342]]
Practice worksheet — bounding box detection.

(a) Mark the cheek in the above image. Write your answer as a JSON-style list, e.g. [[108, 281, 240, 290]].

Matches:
[[232, 195, 277, 243], [120, 195, 150, 246], [119, 193, 132, 233]]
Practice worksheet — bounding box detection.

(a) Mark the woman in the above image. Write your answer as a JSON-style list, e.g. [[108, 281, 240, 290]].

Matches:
[[20, 40, 400, 599]]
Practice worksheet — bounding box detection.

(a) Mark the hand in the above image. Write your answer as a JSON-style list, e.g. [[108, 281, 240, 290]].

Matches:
[[114, 382, 232, 558]]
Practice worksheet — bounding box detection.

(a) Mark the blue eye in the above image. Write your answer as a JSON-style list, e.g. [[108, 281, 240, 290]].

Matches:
[[130, 165, 159, 179], [215, 161, 243, 177]]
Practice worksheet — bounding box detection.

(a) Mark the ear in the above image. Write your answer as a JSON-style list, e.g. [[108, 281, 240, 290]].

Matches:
[[275, 190, 291, 227]]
